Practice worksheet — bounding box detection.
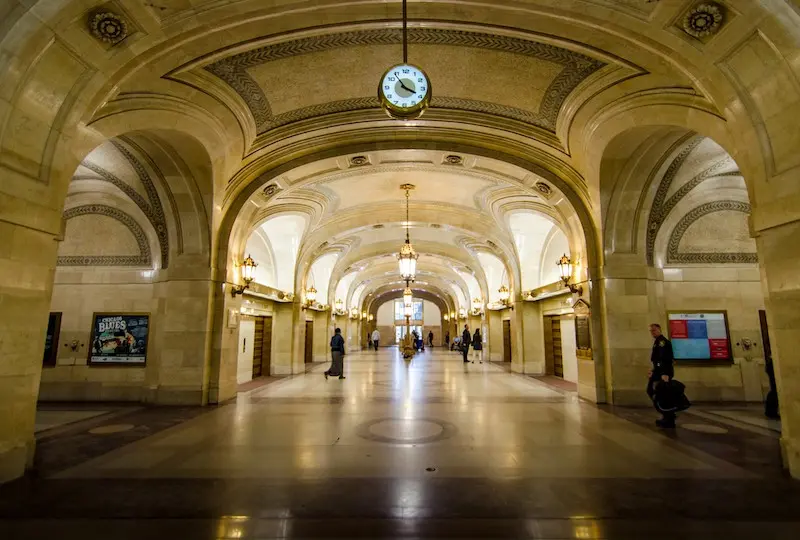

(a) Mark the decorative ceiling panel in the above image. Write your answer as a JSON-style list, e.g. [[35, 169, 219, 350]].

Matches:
[[204, 28, 605, 134]]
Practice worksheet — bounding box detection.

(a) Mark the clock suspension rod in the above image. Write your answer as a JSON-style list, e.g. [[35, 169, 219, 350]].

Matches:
[[402, 0, 408, 63]]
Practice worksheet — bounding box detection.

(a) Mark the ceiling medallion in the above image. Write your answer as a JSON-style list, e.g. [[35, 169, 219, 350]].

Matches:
[[444, 155, 463, 165], [89, 12, 128, 44], [349, 155, 369, 167], [535, 182, 553, 196], [378, 0, 432, 120], [683, 3, 724, 38]]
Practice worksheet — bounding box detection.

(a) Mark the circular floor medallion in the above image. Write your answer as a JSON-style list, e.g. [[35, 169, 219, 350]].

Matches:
[[681, 423, 729, 434], [356, 417, 457, 444], [88, 423, 135, 434]]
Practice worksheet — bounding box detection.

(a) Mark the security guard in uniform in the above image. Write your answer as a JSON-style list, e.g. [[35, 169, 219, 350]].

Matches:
[[647, 323, 676, 428]]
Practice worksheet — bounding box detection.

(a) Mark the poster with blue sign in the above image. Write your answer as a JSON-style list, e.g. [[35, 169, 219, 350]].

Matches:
[[667, 312, 731, 362], [88, 313, 149, 365]]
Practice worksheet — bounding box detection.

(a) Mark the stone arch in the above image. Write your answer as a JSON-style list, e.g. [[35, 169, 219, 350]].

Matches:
[[666, 201, 757, 265], [58, 205, 151, 267]]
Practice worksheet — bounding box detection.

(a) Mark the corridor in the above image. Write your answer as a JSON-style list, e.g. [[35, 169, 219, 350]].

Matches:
[[2, 349, 799, 539]]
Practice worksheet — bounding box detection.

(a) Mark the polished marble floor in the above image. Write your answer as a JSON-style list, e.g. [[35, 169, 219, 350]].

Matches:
[[2, 348, 799, 539]]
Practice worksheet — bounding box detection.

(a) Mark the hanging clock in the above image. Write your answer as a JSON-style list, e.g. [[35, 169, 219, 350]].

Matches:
[[378, 63, 432, 119]]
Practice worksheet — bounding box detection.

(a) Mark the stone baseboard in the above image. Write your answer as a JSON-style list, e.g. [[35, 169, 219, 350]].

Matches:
[[0, 438, 32, 484]]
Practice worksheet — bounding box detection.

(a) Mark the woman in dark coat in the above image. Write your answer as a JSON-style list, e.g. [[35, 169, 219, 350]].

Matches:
[[325, 328, 346, 380], [471, 329, 483, 364]]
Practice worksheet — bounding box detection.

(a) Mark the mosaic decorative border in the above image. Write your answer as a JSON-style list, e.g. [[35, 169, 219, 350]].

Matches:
[[58, 205, 152, 267], [646, 138, 741, 265], [78, 142, 169, 267], [204, 27, 604, 133], [666, 200, 758, 264]]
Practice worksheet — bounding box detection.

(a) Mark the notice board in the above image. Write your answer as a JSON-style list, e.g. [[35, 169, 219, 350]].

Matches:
[[667, 311, 732, 362]]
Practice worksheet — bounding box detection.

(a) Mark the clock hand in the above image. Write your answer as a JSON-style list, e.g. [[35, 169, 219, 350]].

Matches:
[[399, 81, 416, 94]]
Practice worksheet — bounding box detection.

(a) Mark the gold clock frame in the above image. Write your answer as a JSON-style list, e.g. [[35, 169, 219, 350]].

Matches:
[[378, 63, 432, 120]]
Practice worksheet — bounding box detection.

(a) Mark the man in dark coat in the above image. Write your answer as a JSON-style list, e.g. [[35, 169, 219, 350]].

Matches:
[[647, 323, 676, 427], [461, 325, 471, 363]]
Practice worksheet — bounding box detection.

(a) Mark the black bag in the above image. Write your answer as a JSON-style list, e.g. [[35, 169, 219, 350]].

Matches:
[[653, 379, 691, 413]]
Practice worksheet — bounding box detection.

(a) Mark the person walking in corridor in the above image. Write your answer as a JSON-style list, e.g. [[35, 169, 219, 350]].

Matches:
[[647, 323, 675, 427], [445, 331, 450, 349], [471, 328, 483, 364], [428, 330, 434, 348], [371, 328, 380, 350], [461, 324, 471, 363], [325, 328, 346, 380]]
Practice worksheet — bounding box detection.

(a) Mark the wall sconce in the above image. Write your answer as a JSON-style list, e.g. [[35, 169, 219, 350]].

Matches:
[[349, 308, 360, 320], [334, 298, 344, 315], [458, 308, 467, 320], [361, 310, 367, 320], [557, 254, 583, 295], [443, 314, 449, 322], [471, 297, 484, 316], [498, 285, 511, 306], [231, 255, 258, 297], [451, 311, 456, 320], [302, 286, 317, 309], [368, 314, 374, 322]]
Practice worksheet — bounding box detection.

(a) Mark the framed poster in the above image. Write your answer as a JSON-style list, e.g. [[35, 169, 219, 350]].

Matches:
[[88, 313, 149, 366], [42, 312, 62, 367], [667, 311, 732, 363]]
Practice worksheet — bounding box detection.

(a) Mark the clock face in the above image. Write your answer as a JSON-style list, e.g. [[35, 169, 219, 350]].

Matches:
[[379, 64, 431, 117]]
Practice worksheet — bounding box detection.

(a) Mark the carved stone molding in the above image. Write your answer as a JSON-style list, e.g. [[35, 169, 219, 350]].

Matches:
[[259, 183, 282, 203], [58, 205, 152, 267], [682, 3, 724, 39], [646, 137, 741, 265], [349, 155, 370, 167], [204, 27, 604, 134], [534, 181, 553, 197], [88, 12, 128, 45], [666, 201, 757, 264]]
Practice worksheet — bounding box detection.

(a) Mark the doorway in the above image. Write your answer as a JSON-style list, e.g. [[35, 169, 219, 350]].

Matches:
[[502, 320, 512, 363], [304, 320, 314, 364], [252, 316, 272, 378], [544, 315, 564, 378]]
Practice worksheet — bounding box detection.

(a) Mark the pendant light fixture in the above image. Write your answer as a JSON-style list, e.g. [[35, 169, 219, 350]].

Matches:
[[397, 183, 419, 281]]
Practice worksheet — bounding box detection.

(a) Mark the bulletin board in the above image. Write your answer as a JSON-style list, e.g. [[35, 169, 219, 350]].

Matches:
[[667, 311, 732, 363]]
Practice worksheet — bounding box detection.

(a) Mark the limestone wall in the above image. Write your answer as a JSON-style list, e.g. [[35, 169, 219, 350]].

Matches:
[[41, 273, 154, 402], [663, 266, 768, 402]]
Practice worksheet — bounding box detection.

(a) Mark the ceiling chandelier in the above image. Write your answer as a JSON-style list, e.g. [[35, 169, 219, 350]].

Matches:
[[397, 183, 419, 281], [403, 285, 414, 318]]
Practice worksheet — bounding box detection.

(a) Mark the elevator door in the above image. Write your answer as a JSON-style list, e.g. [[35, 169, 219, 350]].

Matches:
[[551, 317, 564, 378], [502, 320, 512, 363], [253, 317, 265, 378], [252, 316, 272, 378], [304, 320, 314, 364]]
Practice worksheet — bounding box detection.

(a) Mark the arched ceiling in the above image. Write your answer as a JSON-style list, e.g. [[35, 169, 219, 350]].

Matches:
[[5, 0, 783, 309], [233, 148, 583, 308]]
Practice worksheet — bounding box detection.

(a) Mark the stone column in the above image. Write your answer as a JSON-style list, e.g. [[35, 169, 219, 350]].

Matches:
[[600, 264, 665, 405], [146, 270, 214, 405], [270, 301, 295, 376], [290, 302, 308, 373], [756, 219, 800, 477], [516, 301, 545, 374], [312, 310, 330, 363], [208, 287, 243, 404], [487, 310, 503, 362], [0, 220, 58, 482]]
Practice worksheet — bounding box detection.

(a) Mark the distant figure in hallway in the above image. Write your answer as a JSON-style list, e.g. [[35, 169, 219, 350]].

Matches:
[[462, 324, 471, 363], [471, 328, 483, 364], [325, 328, 346, 380], [647, 323, 675, 427], [371, 328, 380, 350], [428, 331, 434, 347], [445, 331, 450, 349]]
